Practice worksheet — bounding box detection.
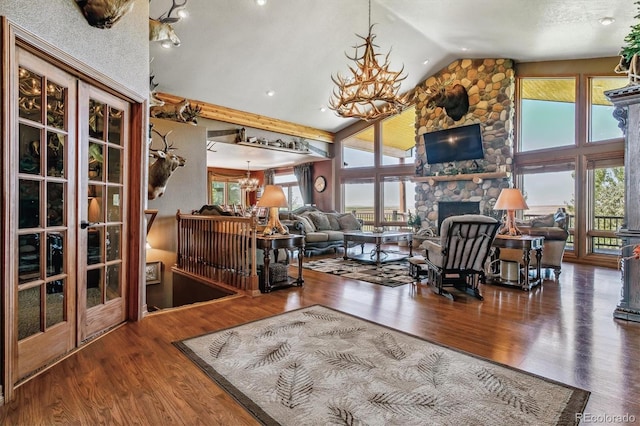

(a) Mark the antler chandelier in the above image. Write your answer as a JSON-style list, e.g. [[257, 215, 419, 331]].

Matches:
[[239, 161, 260, 192], [329, 0, 409, 121]]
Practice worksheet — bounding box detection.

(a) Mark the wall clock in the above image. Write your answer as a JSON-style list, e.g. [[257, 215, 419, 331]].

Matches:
[[314, 176, 327, 193]]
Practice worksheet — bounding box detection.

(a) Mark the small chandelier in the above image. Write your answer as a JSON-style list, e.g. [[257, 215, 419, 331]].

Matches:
[[239, 161, 260, 192], [329, 0, 409, 121]]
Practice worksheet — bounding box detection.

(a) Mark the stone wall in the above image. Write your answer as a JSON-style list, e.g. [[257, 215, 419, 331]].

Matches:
[[413, 59, 515, 230]]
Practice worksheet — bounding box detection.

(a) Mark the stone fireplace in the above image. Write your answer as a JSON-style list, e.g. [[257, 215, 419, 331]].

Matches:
[[413, 59, 515, 231]]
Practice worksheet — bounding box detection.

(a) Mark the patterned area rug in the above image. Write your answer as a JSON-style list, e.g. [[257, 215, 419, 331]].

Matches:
[[301, 257, 414, 287], [175, 305, 589, 426]]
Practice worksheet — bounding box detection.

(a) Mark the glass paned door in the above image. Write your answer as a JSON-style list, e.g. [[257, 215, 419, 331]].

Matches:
[[77, 83, 129, 342], [14, 48, 77, 381]]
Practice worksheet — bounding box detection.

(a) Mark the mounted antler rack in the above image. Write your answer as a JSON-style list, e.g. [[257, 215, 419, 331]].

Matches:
[[149, 0, 189, 47]]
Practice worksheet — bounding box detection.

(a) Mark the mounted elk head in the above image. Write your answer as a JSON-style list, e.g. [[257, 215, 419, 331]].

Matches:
[[76, 0, 136, 29], [149, 0, 187, 47], [148, 129, 186, 200], [424, 78, 469, 121]]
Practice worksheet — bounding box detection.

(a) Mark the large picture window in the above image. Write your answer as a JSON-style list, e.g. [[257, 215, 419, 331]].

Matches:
[[338, 107, 416, 229], [519, 78, 576, 152], [516, 71, 625, 265]]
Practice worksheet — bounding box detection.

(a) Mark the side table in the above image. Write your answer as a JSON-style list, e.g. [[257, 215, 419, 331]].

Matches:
[[256, 234, 305, 293], [491, 234, 544, 291]]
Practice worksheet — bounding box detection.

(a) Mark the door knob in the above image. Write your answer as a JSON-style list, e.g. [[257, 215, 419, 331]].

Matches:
[[80, 220, 99, 229]]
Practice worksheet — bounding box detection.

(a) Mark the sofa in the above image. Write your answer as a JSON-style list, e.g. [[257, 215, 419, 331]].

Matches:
[[281, 206, 364, 256], [497, 209, 570, 279]]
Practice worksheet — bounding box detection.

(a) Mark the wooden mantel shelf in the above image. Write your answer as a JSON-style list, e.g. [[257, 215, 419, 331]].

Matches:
[[413, 171, 509, 185]]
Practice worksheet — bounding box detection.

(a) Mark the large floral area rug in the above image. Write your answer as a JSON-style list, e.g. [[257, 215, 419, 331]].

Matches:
[[174, 305, 589, 426], [301, 257, 414, 287]]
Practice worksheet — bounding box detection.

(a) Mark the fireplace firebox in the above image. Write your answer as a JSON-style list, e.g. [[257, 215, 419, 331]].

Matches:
[[437, 201, 480, 234]]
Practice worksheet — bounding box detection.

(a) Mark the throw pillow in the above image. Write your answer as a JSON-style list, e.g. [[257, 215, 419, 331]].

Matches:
[[338, 213, 362, 231], [325, 213, 341, 231], [293, 215, 316, 233], [308, 211, 332, 231]]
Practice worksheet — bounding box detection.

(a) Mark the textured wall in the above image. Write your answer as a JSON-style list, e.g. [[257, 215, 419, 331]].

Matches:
[[146, 118, 207, 309], [1, 0, 148, 99], [414, 59, 515, 229]]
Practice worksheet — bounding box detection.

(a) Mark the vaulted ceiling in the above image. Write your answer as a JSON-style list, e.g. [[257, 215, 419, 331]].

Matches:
[[148, 0, 635, 169]]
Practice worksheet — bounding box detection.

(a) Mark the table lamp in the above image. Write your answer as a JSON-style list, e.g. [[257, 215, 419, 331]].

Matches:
[[257, 185, 289, 235], [494, 188, 529, 236]]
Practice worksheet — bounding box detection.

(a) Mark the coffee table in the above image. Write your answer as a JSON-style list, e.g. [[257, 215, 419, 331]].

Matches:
[[343, 231, 413, 266]]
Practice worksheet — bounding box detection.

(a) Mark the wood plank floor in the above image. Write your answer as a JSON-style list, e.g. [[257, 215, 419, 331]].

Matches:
[[1, 251, 639, 424]]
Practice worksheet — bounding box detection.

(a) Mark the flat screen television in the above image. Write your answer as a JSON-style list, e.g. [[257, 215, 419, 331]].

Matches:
[[423, 123, 485, 164]]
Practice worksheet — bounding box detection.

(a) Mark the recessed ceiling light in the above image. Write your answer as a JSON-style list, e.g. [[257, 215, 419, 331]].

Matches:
[[256, 0, 267, 5], [599, 17, 615, 26], [320, 106, 327, 112], [177, 8, 188, 19], [460, 47, 469, 52], [266, 90, 275, 97], [423, 58, 430, 65]]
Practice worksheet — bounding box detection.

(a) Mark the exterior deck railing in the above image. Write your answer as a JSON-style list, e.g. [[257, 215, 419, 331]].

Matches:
[[175, 211, 260, 295], [351, 209, 624, 253]]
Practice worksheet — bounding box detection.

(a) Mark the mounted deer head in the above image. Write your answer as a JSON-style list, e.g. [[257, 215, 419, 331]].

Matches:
[[149, 0, 187, 47], [148, 129, 186, 200], [424, 77, 469, 121], [76, 0, 136, 29]]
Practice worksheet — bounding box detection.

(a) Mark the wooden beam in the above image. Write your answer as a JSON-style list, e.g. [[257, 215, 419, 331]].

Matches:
[[156, 92, 334, 143]]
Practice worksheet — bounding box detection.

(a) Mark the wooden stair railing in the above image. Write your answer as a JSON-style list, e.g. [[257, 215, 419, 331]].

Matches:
[[175, 210, 260, 296]]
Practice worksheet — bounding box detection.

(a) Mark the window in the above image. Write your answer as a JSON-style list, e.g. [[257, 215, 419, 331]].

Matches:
[[587, 161, 624, 254], [274, 173, 303, 211], [207, 174, 241, 206], [381, 107, 416, 165], [519, 78, 576, 152], [382, 177, 416, 229], [521, 166, 575, 252], [338, 106, 417, 229], [342, 126, 374, 169], [343, 180, 375, 229], [589, 77, 624, 142], [516, 71, 626, 264]]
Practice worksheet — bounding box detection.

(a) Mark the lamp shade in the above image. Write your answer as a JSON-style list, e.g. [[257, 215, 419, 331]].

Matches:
[[257, 185, 288, 208], [494, 188, 529, 211]]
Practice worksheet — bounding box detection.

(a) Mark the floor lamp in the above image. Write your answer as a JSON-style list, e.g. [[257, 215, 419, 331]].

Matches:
[[257, 185, 289, 235], [494, 188, 529, 236]]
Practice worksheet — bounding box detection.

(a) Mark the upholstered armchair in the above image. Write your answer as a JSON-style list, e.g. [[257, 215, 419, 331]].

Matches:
[[411, 215, 500, 301]]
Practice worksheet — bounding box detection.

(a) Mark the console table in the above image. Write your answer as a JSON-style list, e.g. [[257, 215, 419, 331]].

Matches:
[[491, 234, 544, 291], [256, 234, 305, 293], [343, 231, 412, 266]]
